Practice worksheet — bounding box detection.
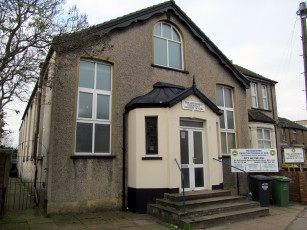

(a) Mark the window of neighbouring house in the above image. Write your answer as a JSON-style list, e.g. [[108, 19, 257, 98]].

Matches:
[[75, 60, 112, 155], [251, 83, 258, 108], [145, 117, 158, 155], [153, 22, 183, 70], [293, 130, 297, 142], [216, 85, 236, 154], [262, 85, 268, 110], [281, 128, 286, 141], [257, 128, 271, 149]]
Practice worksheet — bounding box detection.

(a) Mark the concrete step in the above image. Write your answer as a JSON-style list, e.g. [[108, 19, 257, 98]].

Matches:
[[147, 201, 261, 225], [182, 206, 269, 229], [156, 195, 247, 210], [164, 189, 231, 202]]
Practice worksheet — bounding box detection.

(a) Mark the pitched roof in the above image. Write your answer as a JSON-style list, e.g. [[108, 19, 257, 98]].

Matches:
[[278, 117, 307, 130], [125, 81, 222, 115], [234, 64, 277, 84], [248, 110, 276, 124], [58, 0, 250, 89]]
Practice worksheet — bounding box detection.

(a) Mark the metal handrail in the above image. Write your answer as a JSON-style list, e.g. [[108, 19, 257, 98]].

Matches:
[[213, 158, 250, 201], [174, 158, 186, 212]]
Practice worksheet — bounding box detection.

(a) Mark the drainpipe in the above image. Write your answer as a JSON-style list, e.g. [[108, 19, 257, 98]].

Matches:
[[122, 111, 127, 211], [33, 77, 43, 205], [270, 84, 280, 168]]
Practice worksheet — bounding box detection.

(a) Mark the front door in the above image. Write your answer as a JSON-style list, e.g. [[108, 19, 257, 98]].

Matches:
[[180, 121, 206, 191]]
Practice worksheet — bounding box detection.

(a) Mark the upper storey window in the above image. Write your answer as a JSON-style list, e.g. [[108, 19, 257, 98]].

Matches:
[[262, 85, 268, 110], [251, 83, 258, 108], [153, 22, 183, 70]]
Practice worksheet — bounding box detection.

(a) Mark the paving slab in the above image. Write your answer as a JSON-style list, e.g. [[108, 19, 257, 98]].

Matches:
[[1, 202, 306, 230], [286, 207, 307, 230]]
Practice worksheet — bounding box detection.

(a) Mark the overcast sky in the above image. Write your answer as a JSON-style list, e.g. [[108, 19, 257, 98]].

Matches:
[[4, 0, 307, 146]]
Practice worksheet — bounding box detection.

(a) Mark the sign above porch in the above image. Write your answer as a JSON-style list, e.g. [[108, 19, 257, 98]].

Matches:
[[182, 100, 205, 112]]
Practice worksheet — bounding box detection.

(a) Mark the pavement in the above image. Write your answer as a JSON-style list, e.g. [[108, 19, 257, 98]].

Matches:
[[0, 202, 306, 230]]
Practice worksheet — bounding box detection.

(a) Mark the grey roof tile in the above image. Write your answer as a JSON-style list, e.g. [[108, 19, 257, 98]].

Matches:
[[278, 117, 307, 130], [248, 110, 276, 124]]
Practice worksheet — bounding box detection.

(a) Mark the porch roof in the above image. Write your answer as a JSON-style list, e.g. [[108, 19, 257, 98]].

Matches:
[[248, 109, 276, 124], [125, 81, 222, 115]]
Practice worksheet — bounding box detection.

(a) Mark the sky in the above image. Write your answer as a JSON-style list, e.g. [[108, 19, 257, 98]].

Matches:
[[4, 0, 307, 147]]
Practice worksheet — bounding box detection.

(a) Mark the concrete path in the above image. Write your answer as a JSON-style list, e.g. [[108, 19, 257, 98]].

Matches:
[[286, 206, 307, 230], [0, 202, 306, 230]]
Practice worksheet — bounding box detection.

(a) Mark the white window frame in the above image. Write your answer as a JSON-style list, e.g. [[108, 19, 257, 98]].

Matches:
[[75, 60, 112, 155], [251, 83, 258, 108], [262, 85, 268, 110], [257, 128, 271, 149], [153, 21, 183, 70], [217, 85, 236, 155]]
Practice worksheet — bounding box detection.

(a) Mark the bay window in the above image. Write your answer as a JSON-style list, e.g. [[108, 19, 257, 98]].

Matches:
[[257, 128, 271, 149]]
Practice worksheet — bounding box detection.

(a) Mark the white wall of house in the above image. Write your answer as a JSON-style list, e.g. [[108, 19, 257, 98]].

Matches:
[[128, 94, 223, 191]]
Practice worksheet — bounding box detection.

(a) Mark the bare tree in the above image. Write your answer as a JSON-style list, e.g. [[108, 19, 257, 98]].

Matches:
[[0, 0, 89, 113]]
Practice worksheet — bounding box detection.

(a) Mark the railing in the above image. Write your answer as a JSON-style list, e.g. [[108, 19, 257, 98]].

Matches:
[[174, 158, 186, 212], [212, 158, 250, 201]]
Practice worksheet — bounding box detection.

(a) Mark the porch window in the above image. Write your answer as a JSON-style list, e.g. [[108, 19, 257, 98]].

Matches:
[[75, 60, 112, 155], [257, 128, 271, 149], [262, 85, 268, 110], [153, 22, 183, 70], [216, 85, 236, 154], [145, 117, 158, 155], [251, 83, 258, 108]]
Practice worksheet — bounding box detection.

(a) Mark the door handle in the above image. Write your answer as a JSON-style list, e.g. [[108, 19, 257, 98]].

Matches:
[[193, 157, 196, 163]]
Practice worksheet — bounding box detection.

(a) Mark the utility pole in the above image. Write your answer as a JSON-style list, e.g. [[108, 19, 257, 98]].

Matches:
[[297, 2, 307, 110]]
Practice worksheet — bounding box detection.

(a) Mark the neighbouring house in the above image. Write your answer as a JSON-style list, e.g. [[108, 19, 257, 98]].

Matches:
[[234, 65, 280, 163], [278, 117, 307, 168], [296, 119, 307, 128], [17, 1, 280, 214]]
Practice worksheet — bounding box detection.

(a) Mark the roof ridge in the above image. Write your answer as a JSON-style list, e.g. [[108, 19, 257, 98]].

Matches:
[[91, 1, 172, 31], [234, 64, 277, 83]]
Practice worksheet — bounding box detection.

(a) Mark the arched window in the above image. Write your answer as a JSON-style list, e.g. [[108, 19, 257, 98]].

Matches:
[[153, 22, 183, 69]]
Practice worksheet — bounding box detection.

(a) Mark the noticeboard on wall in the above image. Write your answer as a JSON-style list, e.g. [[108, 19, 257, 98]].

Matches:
[[230, 149, 278, 172], [284, 148, 305, 163]]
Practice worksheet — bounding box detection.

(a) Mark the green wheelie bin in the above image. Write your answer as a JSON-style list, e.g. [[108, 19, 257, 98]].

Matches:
[[270, 176, 291, 207]]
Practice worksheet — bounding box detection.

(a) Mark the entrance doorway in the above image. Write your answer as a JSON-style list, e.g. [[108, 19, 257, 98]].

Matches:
[[180, 120, 206, 191]]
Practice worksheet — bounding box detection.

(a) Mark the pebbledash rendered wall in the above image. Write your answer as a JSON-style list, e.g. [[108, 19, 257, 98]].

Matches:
[[44, 11, 249, 213]]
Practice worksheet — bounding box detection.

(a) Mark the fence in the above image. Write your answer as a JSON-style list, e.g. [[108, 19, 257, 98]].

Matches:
[[5, 177, 44, 211]]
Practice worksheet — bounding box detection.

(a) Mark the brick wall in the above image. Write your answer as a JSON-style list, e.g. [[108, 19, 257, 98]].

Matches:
[[299, 172, 307, 204]]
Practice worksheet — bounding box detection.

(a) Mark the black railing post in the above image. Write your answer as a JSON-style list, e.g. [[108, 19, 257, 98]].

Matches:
[[174, 158, 186, 212]]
